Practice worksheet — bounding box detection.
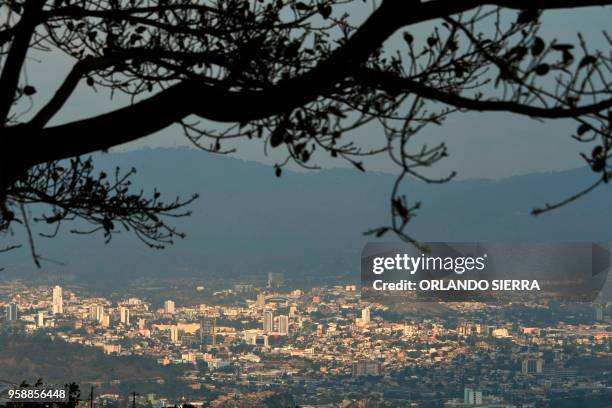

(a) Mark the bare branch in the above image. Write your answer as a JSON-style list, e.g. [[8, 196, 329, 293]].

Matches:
[[354, 68, 612, 119]]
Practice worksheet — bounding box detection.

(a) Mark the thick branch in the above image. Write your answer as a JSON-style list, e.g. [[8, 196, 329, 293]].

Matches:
[[488, 0, 612, 10], [355, 68, 612, 118], [21, 79, 324, 165], [9, 0, 612, 167], [0, 0, 45, 123], [28, 49, 229, 128], [9, 0, 424, 163], [29, 57, 116, 127], [0, 24, 20, 47]]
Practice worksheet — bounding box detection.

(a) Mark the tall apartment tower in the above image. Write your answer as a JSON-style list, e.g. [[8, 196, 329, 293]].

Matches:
[[362, 307, 371, 325], [120, 306, 130, 325], [52, 285, 63, 314], [5, 303, 17, 321], [164, 300, 175, 314], [90, 305, 104, 322], [256, 293, 266, 308], [279, 315, 289, 335], [200, 317, 217, 346], [170, 325, 179, 343], [263, 310, 274, 333]]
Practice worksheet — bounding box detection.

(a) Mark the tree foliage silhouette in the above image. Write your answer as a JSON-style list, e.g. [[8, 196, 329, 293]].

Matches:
[[0, 0, 610, 256]]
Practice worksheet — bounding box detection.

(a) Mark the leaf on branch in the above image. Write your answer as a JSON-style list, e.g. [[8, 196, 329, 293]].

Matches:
[[577, 123, 591, 136], [23, 86, 37, 96], [592, 145, 603, 159], [592, 159, 605, 173], [294, 2, 312, 11], [403, 32, 414, 46], [534, 64, 550, 76], [531, 37, 545, 56], [270, 127, 286, 148], [317, 4, 332, 19], [579, 55, 597, 68]]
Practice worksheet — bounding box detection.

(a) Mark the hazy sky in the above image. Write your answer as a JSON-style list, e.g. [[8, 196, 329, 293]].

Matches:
[[20, 3, 611, 180]]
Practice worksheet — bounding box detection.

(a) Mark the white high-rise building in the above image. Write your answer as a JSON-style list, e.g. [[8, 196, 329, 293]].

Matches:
[[362, 307, 371, 325], [263, 310, 274, 333], [170, 325, 179, 343], [164, 300, 175, 314], [89, 305, 104, 322], [52, 285, 63, 314], [37, 311, 45, 328], [279, 315, 289, 335], [5, 303, 17, 321], [119, 306, 130, 325]]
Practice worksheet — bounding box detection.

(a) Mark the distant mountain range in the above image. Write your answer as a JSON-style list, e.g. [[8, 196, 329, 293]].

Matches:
[[2, 148, 612, 289]]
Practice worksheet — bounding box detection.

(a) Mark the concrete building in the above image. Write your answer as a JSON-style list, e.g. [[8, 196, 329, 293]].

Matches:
[[52, 285, 63, 314]]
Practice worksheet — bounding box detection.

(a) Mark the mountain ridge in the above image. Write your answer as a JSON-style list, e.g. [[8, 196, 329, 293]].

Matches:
[[1, 148, 610, 289]]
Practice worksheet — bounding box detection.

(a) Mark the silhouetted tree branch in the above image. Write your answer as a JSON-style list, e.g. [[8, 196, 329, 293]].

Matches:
[[0, 0, 611, 257]]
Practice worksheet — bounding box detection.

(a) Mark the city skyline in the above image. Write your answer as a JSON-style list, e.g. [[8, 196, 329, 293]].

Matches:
[[0, 277, 609, 407]]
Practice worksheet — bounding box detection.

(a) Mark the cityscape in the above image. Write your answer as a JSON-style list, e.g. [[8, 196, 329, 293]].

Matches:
[[0, 0, 610, 407], [0, 272, 610, 407]]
